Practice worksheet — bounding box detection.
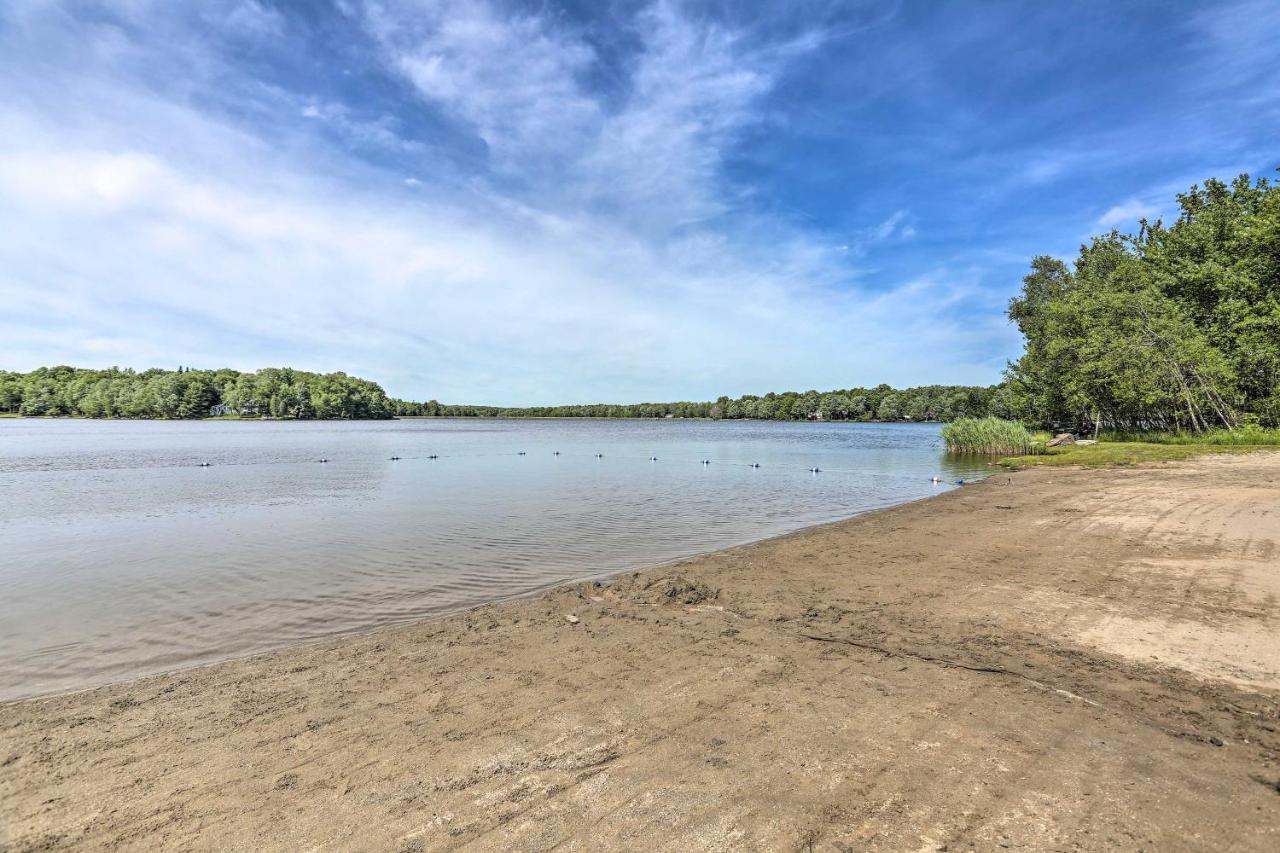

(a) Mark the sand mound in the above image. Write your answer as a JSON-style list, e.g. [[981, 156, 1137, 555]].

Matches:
[[623, 574, 720, 606]]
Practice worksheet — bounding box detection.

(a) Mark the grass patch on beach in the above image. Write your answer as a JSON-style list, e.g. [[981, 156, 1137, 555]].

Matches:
[[1000, 441, 1269, 469], [942, 417, 1036, 455], [1102, 426, 1280, 446]]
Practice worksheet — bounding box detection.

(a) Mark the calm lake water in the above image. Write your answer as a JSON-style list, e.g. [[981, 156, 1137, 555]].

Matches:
[[0, 418, 991, 701]]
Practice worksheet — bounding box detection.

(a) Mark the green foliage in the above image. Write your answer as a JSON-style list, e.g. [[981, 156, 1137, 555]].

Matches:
[[4, 367, 1006, 423], [389, 398, 717, 419], [1007, 173, 1280, 431], [389, 382, 1007, 422], [0, 366, 394, 420], [941, 417, 1035, 455]]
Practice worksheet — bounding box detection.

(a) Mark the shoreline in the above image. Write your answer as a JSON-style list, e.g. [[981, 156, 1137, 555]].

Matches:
[[2, 484, 963, 708], [2, 414, 947, 423], [3, 454, 1277, 850]]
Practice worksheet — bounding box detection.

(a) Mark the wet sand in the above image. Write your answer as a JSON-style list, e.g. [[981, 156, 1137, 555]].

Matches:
[[2, 454, 1278, 851]]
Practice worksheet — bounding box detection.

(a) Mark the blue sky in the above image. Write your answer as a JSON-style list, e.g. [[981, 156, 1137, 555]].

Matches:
[[1, 1, 1276, 405]]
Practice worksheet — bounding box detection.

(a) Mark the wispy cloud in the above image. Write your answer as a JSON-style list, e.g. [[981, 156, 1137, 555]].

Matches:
[[356, 0, 602, 173], [1096, 200, 1160, 229], [865, 210, 916, 243], [352, 0, 818, 231], [1188, 0, 1280, 107]]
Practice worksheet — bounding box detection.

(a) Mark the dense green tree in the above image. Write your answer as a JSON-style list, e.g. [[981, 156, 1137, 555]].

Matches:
[[0, 373, 21, 412], [876, 393, 902, 421], [0, 366, 396, 420], [1007, 173, 1277, 430]]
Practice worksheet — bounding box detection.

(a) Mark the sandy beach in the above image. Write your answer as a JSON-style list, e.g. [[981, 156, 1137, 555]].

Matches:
[[2, 453, 1278, 851]]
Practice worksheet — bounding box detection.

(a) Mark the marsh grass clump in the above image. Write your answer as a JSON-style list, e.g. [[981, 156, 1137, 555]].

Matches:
[[942, 417, 1036, 455]]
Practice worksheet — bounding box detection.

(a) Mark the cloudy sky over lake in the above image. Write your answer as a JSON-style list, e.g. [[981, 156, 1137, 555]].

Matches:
[[1, 0, 1276, 404]]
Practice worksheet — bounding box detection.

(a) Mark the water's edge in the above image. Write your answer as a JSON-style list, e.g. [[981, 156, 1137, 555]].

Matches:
[[3, 483, 971, 707]]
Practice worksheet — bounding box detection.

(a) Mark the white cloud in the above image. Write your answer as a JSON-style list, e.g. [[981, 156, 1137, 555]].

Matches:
[[867, 210, 913, 242], [1022, 159, 1064, 184], [294, 98, 424, 153], [1096, 199, 1159, 228], [215, 0, 286, 38], [356, 0, 601, 173], [1189, 0, 1280, 103], [840, 210, 916, 257], [353, 0, 817, 231]]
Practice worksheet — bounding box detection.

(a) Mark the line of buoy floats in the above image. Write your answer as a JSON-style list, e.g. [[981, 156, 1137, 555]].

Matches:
[[186, 445, 977, 484], [193, 449, 980, 485]]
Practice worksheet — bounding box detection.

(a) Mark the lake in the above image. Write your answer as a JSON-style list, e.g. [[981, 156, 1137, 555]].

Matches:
[[0, 418, 991, 701]]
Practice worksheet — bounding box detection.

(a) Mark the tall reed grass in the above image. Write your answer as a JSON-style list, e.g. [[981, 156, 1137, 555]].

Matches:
[[942, 417, 1036, 455]]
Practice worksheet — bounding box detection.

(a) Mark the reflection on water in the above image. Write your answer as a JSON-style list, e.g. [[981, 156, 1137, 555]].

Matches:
[[0, 418, 990, 700]]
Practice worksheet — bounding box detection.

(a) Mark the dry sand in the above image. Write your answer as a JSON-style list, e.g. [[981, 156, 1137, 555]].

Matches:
[[2, 453, 1278, 851]]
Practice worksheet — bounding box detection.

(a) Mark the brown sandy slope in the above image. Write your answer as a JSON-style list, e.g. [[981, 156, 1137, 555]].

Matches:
[[2, 454, 1278, 852]]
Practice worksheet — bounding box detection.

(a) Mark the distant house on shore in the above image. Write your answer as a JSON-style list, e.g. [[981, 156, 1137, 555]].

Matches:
[[209, 403, 234, 417]]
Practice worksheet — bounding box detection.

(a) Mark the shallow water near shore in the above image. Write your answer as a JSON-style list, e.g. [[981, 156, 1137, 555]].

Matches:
[[0, 418, 989, 701]]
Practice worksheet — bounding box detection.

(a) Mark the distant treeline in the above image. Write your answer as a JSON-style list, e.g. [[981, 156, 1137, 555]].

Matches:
[[1, 366, 1004, 424], [0, 366, 396, 419], [1006, 173, 1279, 431], [389, 399, 716, 419], [389, 384, 1007, 422]]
